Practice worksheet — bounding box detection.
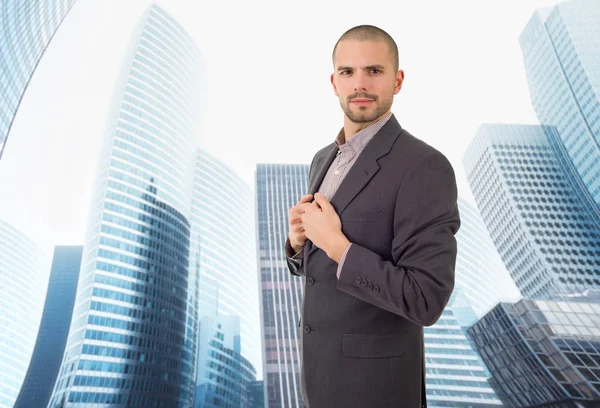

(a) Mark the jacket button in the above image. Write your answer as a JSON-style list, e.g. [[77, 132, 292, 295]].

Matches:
[[360, 279, 368, 287], [307, 277, 315, 285], [374, 285, 380, 293], [303, 325, 311, 334], [354, 276, 362, 285], [367, 282, 373, 290]]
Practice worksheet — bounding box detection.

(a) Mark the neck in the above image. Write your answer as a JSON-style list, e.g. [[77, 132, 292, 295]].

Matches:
[[343, 111, 390, 140]]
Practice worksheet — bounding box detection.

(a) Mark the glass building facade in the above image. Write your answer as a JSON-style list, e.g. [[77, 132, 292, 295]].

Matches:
[[425, 306, 502, 407], [256, 164, 309, 408], [194, 315, 256, 408], [48, 4, 204, 406], [247, 380, 265, 408], [519, 0, 600, 206], [0, 219, 48, 408], [0, 0, 77, 159], [455, 197, 521, 317], [421, 196, 518, 406], [463, 124, 600, 300], [468, 299, 600, 407], [14, 246, 83, 408], [192, 149, 261, 406]]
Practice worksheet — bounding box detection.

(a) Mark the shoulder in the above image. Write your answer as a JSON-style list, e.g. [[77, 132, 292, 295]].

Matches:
[[393, 128, 453, 172]]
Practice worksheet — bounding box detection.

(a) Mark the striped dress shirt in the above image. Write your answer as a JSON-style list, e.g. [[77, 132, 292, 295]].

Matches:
[[287, 112, 392, 279]]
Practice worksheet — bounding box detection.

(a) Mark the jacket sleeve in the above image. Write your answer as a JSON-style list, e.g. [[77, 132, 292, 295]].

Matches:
[[285, 238, 305, 277], [336, 150, 461, 327]]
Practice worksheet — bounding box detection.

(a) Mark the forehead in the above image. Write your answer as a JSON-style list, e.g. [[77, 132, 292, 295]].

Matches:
[[334, 39, 393, 68]]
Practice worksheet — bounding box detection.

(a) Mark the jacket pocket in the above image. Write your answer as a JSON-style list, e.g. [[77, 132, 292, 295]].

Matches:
[[342, 332, 407, 358]]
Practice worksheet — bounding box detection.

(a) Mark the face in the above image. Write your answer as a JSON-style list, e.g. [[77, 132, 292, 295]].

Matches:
[[331, 39, 403, 124]]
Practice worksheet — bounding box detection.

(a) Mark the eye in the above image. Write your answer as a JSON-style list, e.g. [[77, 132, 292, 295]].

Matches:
[[340, 70, 352, 75], [370, 68, 382, 74]]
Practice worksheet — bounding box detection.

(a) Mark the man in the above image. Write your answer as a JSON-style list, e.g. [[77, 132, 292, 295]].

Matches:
[[285, 25, 461, 408]]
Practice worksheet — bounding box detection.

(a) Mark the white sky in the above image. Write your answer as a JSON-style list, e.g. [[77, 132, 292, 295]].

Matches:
[[0, 0, 563, 252]]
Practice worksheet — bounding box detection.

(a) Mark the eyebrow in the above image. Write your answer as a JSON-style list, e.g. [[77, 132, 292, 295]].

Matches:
[[336, 64, 386, 72]]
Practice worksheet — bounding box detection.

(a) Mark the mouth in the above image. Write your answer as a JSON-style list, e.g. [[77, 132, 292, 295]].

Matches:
[[350, 98, 375, 107]]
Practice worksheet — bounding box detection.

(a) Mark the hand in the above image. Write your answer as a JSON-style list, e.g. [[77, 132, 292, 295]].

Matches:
[[288, 194, 314, 254], [301, 193, 350, 262]]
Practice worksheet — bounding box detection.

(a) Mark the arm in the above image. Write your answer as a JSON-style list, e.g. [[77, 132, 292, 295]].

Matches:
[[336, 151, 461, 327], [285, 238, 305, 277], [284, 153, 320, 277]]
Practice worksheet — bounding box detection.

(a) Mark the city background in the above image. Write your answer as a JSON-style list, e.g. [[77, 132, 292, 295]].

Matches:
[[0, 0, 599, 407]]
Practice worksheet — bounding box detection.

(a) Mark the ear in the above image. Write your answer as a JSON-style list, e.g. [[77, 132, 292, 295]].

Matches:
[[331, 73, 339, 97], [393, 70, 404, 95]]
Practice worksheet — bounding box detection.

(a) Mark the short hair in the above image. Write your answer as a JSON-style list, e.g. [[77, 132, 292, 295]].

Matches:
[[332, 25, 399, 71]]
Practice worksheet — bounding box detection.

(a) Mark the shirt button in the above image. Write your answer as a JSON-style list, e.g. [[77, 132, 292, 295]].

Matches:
[[303, 325, 312, 334], [307, 277, 315, 285], [334, 169, 340, 175]]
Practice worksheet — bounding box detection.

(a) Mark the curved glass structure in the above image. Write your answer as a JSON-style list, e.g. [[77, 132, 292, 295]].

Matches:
[[0, 219, 48, 408], [48, 3, 204, 406], [14, 246, 82, 408], [519, 0, 600, 205], [194, 315, 257, 407], [455, 197, 521, 318], [192, 149, 261, 405], [0, 0, 77, 159]]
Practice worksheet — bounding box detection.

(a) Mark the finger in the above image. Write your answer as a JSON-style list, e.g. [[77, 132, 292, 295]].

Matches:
[[292, 224, 305, 233], [304, 205, 316, 213], [298, 194, 313, 204], [290, 206, 307, 217], [296, 202, 314, 212], [290, 217, 303, 225], [313, 193, 331, 212]]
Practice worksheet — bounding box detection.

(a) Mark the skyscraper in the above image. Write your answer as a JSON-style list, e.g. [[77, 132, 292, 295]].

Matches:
[[248, 380, 265, 408], [424, 306, 502, 407], [256, 163, 309, 408], [194, 315, 257, 408], [14, 246, 82, 408], [0, 219, 48, 408], [417, 195, 523, 407], [463, 124, 600, 300], [48, 3, 204, 406], [469, 298, 600, 407], [192, 149, 261, 406], [519, 0, 600, 205], [0, 0, 77, 159], [455, 197, 521, 317]]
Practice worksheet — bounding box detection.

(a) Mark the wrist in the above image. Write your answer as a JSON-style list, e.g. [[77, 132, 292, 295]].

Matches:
[[288, 237, 303, 255], [326, 233, 350, 263]]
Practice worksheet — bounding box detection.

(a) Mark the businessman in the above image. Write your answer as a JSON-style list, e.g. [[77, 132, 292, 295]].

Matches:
[[285, 25, 461, 407]]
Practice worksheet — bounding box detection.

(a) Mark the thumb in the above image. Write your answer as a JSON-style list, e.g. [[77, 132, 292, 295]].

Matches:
[[313, 193, 332, 212]]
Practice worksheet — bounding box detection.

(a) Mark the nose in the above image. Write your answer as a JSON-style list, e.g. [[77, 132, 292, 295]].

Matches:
[[353, 71, 368, 92]]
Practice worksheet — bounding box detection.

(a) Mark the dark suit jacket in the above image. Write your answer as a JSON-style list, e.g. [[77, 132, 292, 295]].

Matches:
[[286, 115, 461, 408]]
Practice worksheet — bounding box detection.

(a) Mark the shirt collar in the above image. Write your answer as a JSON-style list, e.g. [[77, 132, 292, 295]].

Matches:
[[335, 112, 393, 153]]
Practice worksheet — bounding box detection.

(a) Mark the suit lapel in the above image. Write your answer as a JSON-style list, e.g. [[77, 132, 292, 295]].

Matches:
[[307, 115, 403, 258], [308, 144, 338, 195]]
